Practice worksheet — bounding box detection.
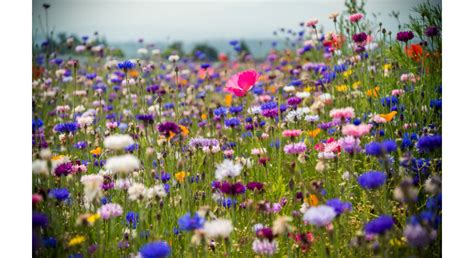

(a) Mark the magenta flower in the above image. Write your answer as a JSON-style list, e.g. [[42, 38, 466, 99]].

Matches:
[[224, 70, 259, 97]]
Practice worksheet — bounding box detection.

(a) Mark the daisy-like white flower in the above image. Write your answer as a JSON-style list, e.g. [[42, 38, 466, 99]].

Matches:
[[104, 134, 135, 150], [203, 219, 233, 238], [104, 154, 140, 174], [215, 159, 242, 180]]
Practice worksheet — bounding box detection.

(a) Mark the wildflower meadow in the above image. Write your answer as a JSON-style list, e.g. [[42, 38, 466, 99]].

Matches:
[[32, 1, 442, 257]]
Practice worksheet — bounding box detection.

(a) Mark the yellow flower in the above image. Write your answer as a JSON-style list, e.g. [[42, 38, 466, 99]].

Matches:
[[307, 129, 321, 138], [305, 194, 319, 206], [383, 64, 392, 71], [225, 94, 232, 107], [352, 81, 361, 89], [343, 69, 353, 77], [201, 113, 208, 120], [175, 171, 187, 183], [336, 84, 348, 92], [90, 147, 102, 156], [68, 235, 86, 246], [87, 213, 101, 225], [51, 155, 64, 161], [380, 111, 397, 122]]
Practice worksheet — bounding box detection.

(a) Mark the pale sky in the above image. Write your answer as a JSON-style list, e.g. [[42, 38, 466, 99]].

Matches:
[[33, 0, 438, 42]]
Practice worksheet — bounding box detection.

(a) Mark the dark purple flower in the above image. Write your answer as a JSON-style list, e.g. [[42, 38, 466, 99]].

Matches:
[[396, 31, 414, 42], [157, 121, 181, 137], [352, 32, 367, 43], [424, 26, 439, 37]]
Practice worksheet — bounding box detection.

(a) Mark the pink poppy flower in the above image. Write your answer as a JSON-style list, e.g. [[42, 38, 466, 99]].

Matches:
[[349, 13, 364, 23], [224, 70, 260, 97]]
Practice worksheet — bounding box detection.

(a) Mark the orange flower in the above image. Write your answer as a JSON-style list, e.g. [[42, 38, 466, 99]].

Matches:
[[366, 86, 380, 97], [175, 171, 187, 183], [201, 113, 208, 120], [307, 129, 321, 138], [380, 111, 397, 122], [128, 69, 139, 78], [225, 94, 232, 107], [179, 125, 189, 137], [90, 147, 102, 156], [405, 44, 423, 62], [305, 194, 319, 206]]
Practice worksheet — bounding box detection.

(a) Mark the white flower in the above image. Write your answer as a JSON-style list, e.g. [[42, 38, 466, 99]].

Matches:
[[137, 48, 148, 55], [148, 104, 161, 115], [296, 91, 311, 98], [32, 160, 48, 175], [104, 134, 135, 150], [203, 219, 233, 238], [146, 184, 167, 199], [152, 49, 161, 55], [303, 205, 337, 227], [128, 183, 146, 201], [39, 148, 52, 160], [168, 55, 180, 62], [248, 106, 262, 115], [104, 154, 140, 174], [74, 105, 86, 113], [76, 115, 94, 128], [81, 175, 104, 209], [283, 86, 295, 92], [215, 159, 242, 180], [304, 115, 320, 122]]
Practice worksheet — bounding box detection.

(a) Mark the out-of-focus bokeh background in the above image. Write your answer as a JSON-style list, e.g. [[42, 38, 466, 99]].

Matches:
[[32, 0, 437, 58]]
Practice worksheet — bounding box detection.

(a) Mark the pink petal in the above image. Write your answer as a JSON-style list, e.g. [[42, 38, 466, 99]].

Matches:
[[237, 70, 259, 91]]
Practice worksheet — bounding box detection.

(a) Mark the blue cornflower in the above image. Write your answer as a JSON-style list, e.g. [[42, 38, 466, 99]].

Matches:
[[86, 73, 97, 80], [380, 96, 398, 107], [42, 237, 57, 248], [260, 101, 278, 110], [32, 118, 44, 131], [178, 212, 205, 231], [221, 198, 238, 208], [214, 107, 228, 117], [163, 103, 174, 110], [229, 105, 243, 114], [33, 213, 48, 228], [74, 141, 88, 149], [416, 135, 441, 153], [54, 122, 78, 133], [119, 123, 128, 132], [224, 117, 241, 127], [125, 143, 139, 152], [430, 99, 442, 109], [364, 215, 394, 235], [252, 86, 264, 95], [139, 241, 171, 258], [290, 80, 302, 86], [365, 140, 397, 156], [401, 134, 413, 149], [49, 188, 70, 201], [117, 60, 135, 70], [126, 212, 139, 229], [326, 199, 352, 215], [358, 171, 386, 189], [334, 64, 347, 73], [229, 40, 239, 46]]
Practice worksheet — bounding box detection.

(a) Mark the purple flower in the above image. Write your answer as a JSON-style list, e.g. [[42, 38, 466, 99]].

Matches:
[[157, 121, 181, 137], [396, 31, 414, 42], [424, 26, 439, 37], [352, 32, 367, 43]]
